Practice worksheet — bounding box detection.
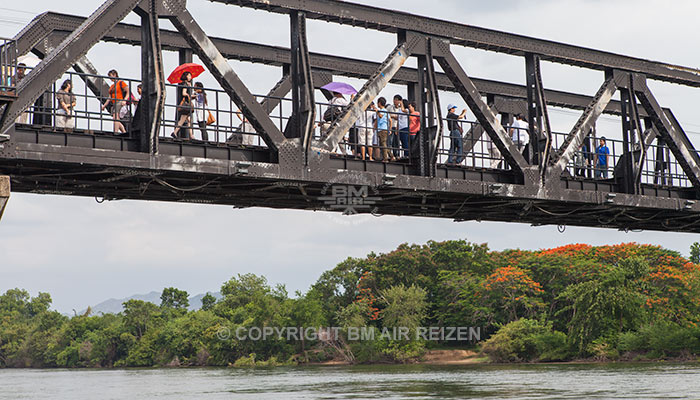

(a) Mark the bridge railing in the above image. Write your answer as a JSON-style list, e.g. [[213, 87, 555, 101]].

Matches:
[[433, 118, 692, 187], [8, 67, 696, 188], [0, 38, 18, 94]]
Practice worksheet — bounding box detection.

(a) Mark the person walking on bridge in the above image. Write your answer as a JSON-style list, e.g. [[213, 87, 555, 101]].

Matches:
[[55, 79, 76, 131], [446, 104, 467, 165], [101, 69, 128, 135], [595, 136, 610, 179], [171, 71, 194, 140]]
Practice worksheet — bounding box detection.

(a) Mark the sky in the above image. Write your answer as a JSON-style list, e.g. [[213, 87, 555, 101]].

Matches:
[[1, 0, 700, 313]]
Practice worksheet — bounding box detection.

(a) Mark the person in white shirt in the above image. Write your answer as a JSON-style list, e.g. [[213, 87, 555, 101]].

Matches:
[[355, 101, 375, 161], [192, 82, 209, 141], [231, 111, 256, 146], [510, 114, 529, 151]]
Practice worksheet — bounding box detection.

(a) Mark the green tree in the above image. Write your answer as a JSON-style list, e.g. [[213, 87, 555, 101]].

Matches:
[[122, 299, 159, 339], [379, 284, 427, 330], [690, 242, 700, 264], [557, 257, 649, 354], [160, 287, 189, 310], [201, 293, 216, 311], [310, 257, 364, 325]]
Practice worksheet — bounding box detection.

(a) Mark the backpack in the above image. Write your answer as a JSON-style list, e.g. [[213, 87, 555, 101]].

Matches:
[[323, 106, 342, 122]]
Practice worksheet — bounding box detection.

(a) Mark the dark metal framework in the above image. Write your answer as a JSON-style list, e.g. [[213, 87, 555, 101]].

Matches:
[[1, 0, 700, 233]]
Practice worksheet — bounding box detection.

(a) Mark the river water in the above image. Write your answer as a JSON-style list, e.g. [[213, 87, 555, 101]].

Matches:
[[2, 363, 699, 399]]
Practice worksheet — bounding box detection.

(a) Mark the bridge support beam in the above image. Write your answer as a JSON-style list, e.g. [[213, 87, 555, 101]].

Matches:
[[0, 175, 9, 221]]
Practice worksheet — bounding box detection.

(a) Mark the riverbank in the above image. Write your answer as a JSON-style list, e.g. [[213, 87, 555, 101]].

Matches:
[[309, 349, 487, 366], [308, 349, 700, 367]]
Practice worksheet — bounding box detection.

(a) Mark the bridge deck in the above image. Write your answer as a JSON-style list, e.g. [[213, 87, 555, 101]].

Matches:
[[1, 123, 697, 233]]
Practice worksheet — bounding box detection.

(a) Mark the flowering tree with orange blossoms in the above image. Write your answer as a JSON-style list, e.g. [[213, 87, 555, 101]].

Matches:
[[481, 265, 545, 322], [355, 271, 380, 321]]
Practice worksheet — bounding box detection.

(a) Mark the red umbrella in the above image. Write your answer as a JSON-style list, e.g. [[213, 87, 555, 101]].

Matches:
[[167, 63, 205, 84]]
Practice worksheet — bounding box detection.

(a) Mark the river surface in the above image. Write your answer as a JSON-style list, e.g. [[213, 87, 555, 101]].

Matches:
[[2, 363, 699, 399]]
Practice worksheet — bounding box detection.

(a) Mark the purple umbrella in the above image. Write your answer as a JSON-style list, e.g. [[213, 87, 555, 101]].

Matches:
[[321, 82, 358, 96]]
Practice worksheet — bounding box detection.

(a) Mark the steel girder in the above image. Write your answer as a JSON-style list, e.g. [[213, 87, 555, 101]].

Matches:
[[1, 0, 142, 133], [210, 0, 700, 87], [29, 13, 649, 118]]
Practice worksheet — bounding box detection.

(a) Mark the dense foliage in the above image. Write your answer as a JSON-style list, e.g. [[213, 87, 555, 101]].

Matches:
[[2, 241, 700, 367]]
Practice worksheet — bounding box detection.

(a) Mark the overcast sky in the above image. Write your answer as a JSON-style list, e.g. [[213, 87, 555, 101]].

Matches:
[[1, 0, 700, 313]]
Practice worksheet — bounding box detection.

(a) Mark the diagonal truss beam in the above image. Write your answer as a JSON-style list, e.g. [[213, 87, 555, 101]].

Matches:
[[260, 74, 291, 114], [633, 76, 700, 189], [432, 42, 528, 174], [548, 74, 620, 177], [168, 8, 286, 152], [1, 0, 141, 133], [321, 42, 411, 151]]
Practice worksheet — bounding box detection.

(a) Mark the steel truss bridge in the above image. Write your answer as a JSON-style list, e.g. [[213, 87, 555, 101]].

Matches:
[[1, 0, 700, 232]]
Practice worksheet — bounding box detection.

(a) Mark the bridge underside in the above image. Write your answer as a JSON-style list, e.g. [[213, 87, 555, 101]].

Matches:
[[2, 124, 697, 233]]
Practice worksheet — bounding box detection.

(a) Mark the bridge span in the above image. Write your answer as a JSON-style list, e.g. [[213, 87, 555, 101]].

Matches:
[[1, 0, 700, 233]]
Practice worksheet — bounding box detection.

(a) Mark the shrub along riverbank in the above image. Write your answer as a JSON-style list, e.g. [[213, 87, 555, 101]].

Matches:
[[2, 241, 700, 367]]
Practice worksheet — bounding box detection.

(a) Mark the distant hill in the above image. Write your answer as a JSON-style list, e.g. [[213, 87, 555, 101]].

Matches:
[[81, 291, 222, 315]]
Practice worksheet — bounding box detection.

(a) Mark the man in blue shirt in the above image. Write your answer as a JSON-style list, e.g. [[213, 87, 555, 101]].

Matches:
[[374, 97, 394, 162], [595, 136, 610, 179]]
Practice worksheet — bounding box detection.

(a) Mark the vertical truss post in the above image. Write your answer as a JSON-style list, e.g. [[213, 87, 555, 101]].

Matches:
[[618, 80, 637, 193], [415, 54, 432, 176], [286, 10, 316, 162], [425, 39, 442, 174], [179, 48, 193, 64], [525, 53, 541, 165], [135, 2, 164, 154]]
